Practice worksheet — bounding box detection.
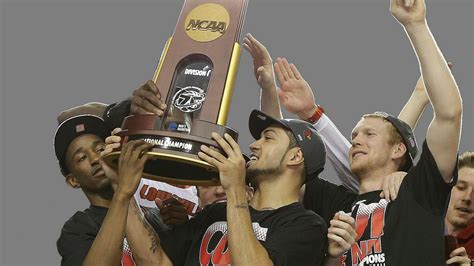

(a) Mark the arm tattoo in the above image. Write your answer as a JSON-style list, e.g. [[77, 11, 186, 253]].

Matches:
[[132, 200, 160, 254], [234, 203, 249, 210], [146, 224, 159, 254]]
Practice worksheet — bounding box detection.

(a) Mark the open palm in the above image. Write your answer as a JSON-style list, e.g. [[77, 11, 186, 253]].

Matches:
[[274, 57, 317, 119], [243, 33, 276, 90]]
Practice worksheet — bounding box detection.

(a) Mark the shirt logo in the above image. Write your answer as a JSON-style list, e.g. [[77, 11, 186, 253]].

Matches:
[[75, 124, 85, 133], [342, 199, 388, 265], [304, 129, 312, 140], [200, 221, 268, 265]]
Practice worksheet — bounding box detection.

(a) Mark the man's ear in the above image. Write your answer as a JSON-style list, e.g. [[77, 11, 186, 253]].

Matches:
[[66, 174, 81, 189], [245, 185, 255, 201], [391, 142, 407, 160], [287, 147, 305, 167]]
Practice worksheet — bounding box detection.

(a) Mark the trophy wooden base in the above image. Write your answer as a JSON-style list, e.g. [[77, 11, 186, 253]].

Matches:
[[102, 114, 238, 186]]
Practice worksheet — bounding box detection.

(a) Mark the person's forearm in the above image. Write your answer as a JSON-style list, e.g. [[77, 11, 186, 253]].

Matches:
[[83, 192, 131, 266], [405, 22, 461, 121], [124, 198, 170, 266], [226, 187, 273, 266], [405, 21, 462, 181], [260, 84, 283, 119], [57, 102, 108, 123], [314, 114, 359, 193], [398, 88, 429, 129]]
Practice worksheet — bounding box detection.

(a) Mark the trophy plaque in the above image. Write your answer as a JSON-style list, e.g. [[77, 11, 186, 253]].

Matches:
[[104, 0, 249, 185]]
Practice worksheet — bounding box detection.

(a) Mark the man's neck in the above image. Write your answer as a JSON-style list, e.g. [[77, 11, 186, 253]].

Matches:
[[446, 220, 458, 235], [249, 175, 300, 210], [444, 218, 471, 236], [358, 167, 398, 194], [84, 190, 114, 208]]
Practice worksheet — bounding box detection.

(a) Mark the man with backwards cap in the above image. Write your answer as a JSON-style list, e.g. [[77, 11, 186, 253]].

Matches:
[[126, 110, 338, 265], [262, 0, 462, 265], [54, 114, 166, 265], [57, 83, 201, 225]]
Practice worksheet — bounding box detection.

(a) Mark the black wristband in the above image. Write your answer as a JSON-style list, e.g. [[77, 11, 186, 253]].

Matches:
[[103, 98, 131, 132]]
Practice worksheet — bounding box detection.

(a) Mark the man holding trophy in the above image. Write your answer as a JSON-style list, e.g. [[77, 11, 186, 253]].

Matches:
[[55, 0, 355, 264]]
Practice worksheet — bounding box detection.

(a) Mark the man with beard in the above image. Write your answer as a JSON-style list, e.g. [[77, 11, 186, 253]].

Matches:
[[108, 110, 348, 265], [55, 115, 166, 265], [268, 0, 462, 264]]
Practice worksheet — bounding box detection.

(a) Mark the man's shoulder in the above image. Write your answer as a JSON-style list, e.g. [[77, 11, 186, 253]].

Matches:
[[62, 210, 89, 228], [60, 207, 103, 235], [307, 177, 357, 197], [410, 139, 449, 176]]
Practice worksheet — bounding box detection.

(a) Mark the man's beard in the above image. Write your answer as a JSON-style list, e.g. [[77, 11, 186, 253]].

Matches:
[[246, 165, 284, 184], [246, 150, 289, 184]]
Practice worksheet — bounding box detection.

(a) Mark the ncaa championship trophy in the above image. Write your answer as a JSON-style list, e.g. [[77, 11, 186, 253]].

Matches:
[[104, 0, 249, 185]]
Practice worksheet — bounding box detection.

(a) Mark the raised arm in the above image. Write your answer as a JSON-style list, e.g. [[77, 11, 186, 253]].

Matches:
[[123, 198, 172, 266], [82, 140, 154, 266], [274, 58, 358, 192], [391, 0, 462, 181], [398, 63, 453, 129], [101, 131, 172, 266], [397, 76, 429, 129], [57, 102, 108, 124], [243, 33, 282, 119], [198, 133, 274, 265], [58, 80, 167, 126]]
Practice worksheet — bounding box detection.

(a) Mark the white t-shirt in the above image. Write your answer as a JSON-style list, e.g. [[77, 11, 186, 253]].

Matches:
[[134, 178, 200, 216]]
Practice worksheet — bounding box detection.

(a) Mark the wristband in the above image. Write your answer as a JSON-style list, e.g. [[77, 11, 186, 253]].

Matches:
[[305, 105, 325, 124]]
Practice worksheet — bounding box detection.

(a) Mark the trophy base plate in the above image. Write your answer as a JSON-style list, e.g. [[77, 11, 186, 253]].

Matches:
[[103, 115, 239, 186], [103, 149, 220, 186]]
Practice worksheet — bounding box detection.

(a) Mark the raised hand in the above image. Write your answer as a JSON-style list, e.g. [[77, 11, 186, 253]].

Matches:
[[198, 133, 246, 191], [131, 80, 167, 115], [390, 0, 426, 27], [243, 33, 276, 90], [274, 57, 318, 119]]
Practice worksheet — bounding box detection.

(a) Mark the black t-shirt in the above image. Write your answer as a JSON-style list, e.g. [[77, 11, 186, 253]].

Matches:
[[158, 202, 327, 266], [305, 141, 457, 265], [56, 205, 135, 266], [304, 177, 357, 226]]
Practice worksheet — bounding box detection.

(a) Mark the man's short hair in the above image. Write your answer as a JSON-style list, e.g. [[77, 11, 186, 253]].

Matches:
[[361, 112, 419, 171], [459, 151, 474, 170], [362, 113, 404, 145]]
